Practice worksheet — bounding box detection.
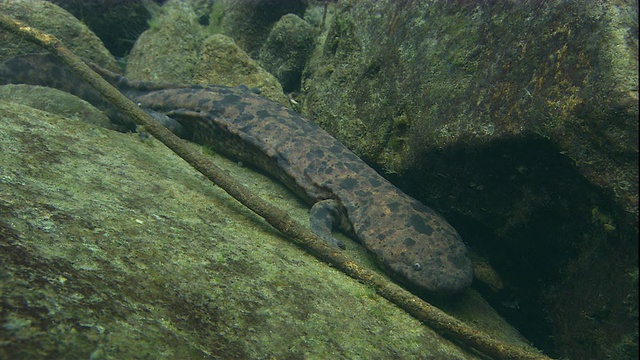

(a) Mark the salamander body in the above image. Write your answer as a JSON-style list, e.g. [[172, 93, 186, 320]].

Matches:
[[1, 54, 473, 295]]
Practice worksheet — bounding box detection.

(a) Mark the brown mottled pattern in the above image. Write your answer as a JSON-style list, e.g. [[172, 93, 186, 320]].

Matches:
[[1, 54, 474, 295]]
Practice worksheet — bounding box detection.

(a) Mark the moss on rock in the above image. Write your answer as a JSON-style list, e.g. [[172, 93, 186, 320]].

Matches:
[[0, 99, 539, 359], [0, 0, 118, 70]]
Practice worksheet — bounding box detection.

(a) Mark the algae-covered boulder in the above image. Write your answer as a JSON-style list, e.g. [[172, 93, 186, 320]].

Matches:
[[301, 1, 638, 359], [193, 33, 289, 105], [0, 0, 118, 71], [124, 0, 202, 83], [258, 13, 316, 93], [125, 0, 288, 105], [0, 99, 538, 359], [45, 0, 158, 58], [0, 84, 111, 129], [218, 0, 308, 58]]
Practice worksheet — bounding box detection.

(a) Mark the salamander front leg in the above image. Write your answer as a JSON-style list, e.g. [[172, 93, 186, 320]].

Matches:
[[310, 199, 345, 249]]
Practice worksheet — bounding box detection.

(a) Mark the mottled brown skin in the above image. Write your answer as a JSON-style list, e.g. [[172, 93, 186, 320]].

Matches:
[[1, 54, 474, 295]]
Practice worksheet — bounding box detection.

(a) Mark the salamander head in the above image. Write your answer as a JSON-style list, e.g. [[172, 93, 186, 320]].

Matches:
[[368, 200, 474, 296], [380, 235, 473, 296]]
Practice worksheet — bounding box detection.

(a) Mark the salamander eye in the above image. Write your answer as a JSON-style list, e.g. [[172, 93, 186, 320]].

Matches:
[[412, 263, 422, 271]]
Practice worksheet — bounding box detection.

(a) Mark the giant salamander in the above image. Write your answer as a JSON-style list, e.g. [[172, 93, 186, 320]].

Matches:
[[0, 53, 473, 295]]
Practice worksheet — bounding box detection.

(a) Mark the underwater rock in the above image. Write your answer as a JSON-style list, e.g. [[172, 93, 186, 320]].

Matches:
[[0, 0, 118, 70], [0, 99, 537, 359]]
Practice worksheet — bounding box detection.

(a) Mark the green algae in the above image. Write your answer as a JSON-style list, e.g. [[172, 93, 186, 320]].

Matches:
[[301, 3, 638, 357], [0, 100, 540, 359], [0, 0, 118, 70]]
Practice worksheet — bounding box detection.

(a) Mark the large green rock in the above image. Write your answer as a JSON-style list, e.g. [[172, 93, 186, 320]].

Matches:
[[0, 0, 118, 70], [125, 0, 288, 105], [258, 13, 316, 93], [45, 0, 156, 58], [301, 1, 638, 358], [218, 0, 307, 58], [0, 99, 536, 359]]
